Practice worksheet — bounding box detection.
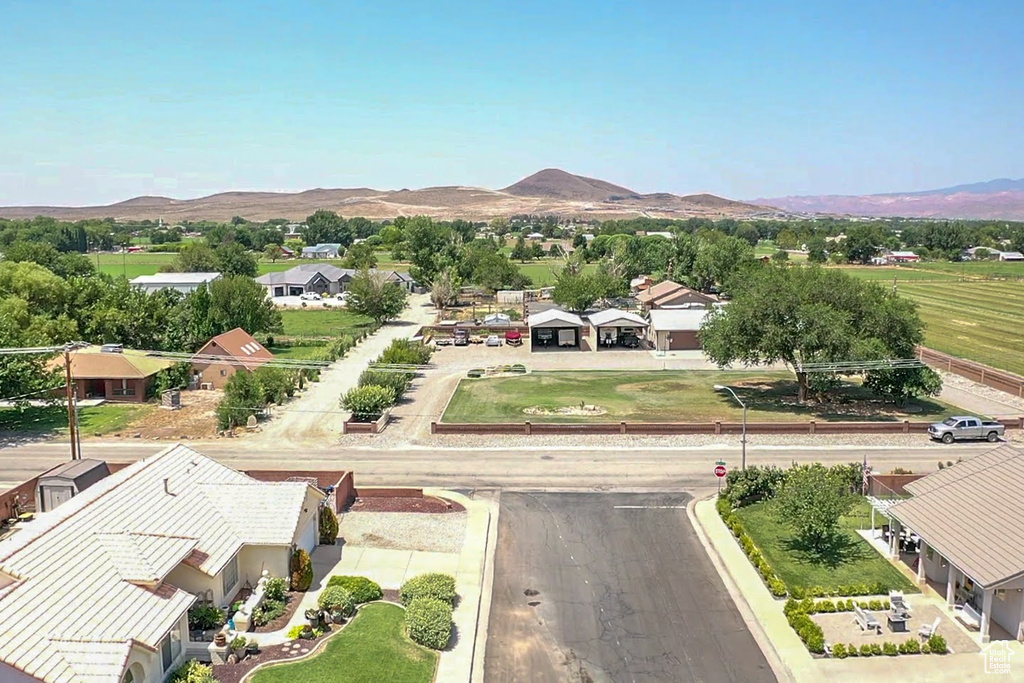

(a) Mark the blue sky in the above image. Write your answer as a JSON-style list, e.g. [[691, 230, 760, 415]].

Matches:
[[1, 0, 1022, 205]]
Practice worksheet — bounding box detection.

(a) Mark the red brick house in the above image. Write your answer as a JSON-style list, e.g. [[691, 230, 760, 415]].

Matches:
[[191, 328, 274, 389]]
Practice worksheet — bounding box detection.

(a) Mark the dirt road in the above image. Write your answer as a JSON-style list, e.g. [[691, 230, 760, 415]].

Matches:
[[254, 295, 436, 444]]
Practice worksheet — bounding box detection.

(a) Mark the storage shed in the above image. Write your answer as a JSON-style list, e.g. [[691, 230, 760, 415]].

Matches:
[[648, 308, 711, 351], [527, 309, 585, 350], [587, 309, 649, 349], [36, 459, 111, 512]]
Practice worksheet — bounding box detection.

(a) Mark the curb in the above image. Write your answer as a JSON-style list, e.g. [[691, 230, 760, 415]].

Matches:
[[687, 494, 795, 683], [470, 490, 499, 682]]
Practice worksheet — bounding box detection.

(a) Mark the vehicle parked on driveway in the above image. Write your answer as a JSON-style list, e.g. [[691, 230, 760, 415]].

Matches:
[[300, 292, 322, 301], [335, 291, 350, 301], [453, 329, 469, 346], [485, 335, 501, 347], [505, 330, 523, 347], [928, 416, 1005, 444]]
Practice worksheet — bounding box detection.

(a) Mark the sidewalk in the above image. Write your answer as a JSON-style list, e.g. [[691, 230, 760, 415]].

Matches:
[[689, 497, 1001, 682], [939, 383, 1024, 419]]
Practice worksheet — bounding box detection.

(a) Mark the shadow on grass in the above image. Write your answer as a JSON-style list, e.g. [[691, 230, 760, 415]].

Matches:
[[726, 380, 948, 422], [781, 532, 872, 569]]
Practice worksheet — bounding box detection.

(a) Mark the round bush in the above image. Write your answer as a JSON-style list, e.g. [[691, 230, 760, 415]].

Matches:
[[264, 577, 287, 602], [327, 576, 383, 604], [400, 573, 456, 607], [317, 586, 355, 617], [406, 597, 453, 650]]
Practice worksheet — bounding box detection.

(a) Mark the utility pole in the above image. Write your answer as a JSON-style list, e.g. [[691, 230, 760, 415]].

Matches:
[[63, 349, 79, 460]]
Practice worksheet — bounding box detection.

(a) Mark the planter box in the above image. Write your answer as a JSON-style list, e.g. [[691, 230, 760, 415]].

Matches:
[[342, 409, 391, 434]]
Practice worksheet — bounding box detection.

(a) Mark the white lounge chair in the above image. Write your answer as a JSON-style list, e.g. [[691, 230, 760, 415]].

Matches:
[[889, 590, 911, 613], [919, 617, 940, 639], [854, 605, 882, 634]]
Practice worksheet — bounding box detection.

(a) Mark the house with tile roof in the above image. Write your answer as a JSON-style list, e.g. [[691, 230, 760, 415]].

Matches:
[[56, 347, 177, 403], [191, 329, 274, 390], [887, 445, 1024, 643], [0, 444, 324, 683], [635, 280, 717, 312]]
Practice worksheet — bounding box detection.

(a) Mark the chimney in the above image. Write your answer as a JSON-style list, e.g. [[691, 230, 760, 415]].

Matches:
[[163, 478, 176, 496]]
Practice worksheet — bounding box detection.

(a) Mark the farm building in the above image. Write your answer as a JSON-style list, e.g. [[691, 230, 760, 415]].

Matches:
[[648, 308, 710, 351], [587, 309, 648, 350], [527, 308, 585, 351], [130, 272, 221, 294]]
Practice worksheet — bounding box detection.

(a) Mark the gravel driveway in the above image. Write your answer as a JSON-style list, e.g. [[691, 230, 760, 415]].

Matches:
[[339, 510, 467, 553]]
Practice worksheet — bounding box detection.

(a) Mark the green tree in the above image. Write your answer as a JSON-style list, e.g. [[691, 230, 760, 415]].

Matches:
[[430, 269, 459, 309], [216, 369, 265, 429], [263, 244, 283, 262], [734, 224, 761, 247], [214, 243, 258, 277], [254, 366, 295, 404], [303, 209, 352, 247], [772, 464, 855, 556], [346, 271, 408, 323], [341, 241, 378, 270], [340, 384, 397, 420], [771, 249, 789, 262], [552, 269, 619, 312], [510, 235, 530, 262], [806, 236, 828, 264], [208, 276, 283, 337], [840, 226, 882, 264], [171, 243, 220, 272], [469, 252, 530, 293], [691, 234, 756, 293]]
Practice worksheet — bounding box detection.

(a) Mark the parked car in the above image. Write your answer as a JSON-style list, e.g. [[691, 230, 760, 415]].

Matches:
[[505, 329, 523, 347], [928, 416, 1005, 444], [453, 329, 469, 346], [300, 292, 322, 301], [335, 291, 350, 301], [485, 335, 501, 347]]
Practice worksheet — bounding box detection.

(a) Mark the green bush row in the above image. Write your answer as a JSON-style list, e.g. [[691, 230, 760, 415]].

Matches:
[[832, 636, 943, 658], [400, 573, 457, 607], [790, 581, 893, 599], [787, 597, 892, 614], [327, 576, 383, 604], [723, 462, 862, 508], [785, 599, 948, 657], [405, 597, 453, 650], [718, 497, 787, 597]]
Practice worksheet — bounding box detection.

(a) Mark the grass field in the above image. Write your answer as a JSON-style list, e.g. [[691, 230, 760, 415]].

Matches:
[[442, 370, 954, 423], [0, 404, 154, 436], [735, 499, 918, 593], [837, 266, 959, 282], [898, 280, 1024, 375], [251, 603, 436, 683], [279, 308, 375, 338], [904, 260, 1024, 279], [518, 260, 595, 287], [93, 252, 178, 278]]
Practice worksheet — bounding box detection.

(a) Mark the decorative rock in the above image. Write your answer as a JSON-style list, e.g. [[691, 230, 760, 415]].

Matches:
[[227, 653, 238, 665]]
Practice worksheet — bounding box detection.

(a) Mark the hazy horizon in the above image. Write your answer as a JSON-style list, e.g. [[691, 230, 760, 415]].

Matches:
[[2, 1, 1022, 206]]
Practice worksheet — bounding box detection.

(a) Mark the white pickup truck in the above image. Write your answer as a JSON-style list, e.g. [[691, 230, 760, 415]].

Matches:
[[928, 416, 1005, 444]]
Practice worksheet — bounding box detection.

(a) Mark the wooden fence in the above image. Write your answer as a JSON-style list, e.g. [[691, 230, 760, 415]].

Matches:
[[918, 347, 1024, 398]]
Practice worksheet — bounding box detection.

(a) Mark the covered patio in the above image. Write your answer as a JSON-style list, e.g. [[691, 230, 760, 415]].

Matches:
[[885, 445, 1024, 643], [586, 308, 648, 350]]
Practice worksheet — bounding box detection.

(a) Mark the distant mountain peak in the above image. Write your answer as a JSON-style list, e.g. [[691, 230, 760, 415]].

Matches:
[[501, 169, 639, 201]]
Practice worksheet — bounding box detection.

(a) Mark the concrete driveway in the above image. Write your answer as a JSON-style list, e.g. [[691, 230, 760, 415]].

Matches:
[[485, 492, 776, 683]]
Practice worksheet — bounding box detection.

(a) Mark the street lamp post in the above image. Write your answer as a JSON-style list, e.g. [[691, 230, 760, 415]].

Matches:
[[714, 384, 746, 471]]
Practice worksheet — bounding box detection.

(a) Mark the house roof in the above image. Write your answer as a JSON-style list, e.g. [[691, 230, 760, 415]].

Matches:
[[301, 243, 341, 253], [890, 251, 918, 258], [527, 308, 585, 328], [196, 328, 274, 367], [636, 280, 683, 303], [129, 272, 221, 287], [61, 347, 176, 380], [0, 444, 322, 683], [648, 308, 711, 331], [256, 263, 351, 287], [587, 308, 649, 328], [888, 445, 1024, 588]]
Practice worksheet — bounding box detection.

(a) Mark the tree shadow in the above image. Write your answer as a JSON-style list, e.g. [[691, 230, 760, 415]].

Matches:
[[781, 532, 870, 569]]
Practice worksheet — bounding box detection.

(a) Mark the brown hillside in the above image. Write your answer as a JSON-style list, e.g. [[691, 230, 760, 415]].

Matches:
[[501, 168, 638, 201]]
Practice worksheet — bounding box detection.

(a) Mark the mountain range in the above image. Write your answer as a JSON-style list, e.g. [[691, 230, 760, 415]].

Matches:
[[0, 169, 771, 222], [755, 178, 1024, 220]]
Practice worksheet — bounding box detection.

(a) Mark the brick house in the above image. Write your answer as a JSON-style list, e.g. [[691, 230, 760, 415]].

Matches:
[[60, 347, 176, 403], [191, 329, 274, 390]]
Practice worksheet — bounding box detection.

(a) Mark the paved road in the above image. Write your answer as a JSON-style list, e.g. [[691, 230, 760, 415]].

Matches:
[[485, 492, 776, 683], [0, 441, 995, 493]]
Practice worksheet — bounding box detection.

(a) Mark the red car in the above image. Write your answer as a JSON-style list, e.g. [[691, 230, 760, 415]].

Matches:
[[504, 329, 522, 347]]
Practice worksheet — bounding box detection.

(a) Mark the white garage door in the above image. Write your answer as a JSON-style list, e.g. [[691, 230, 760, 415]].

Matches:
[[296, 514, 317, 552]]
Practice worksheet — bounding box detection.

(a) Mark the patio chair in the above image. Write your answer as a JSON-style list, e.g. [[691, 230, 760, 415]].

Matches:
[[889, 590, 911, 614], [854, 605, 882, 634], [918, 617, 940, 639]]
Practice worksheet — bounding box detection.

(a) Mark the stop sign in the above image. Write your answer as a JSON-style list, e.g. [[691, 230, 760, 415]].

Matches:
[[714, 464, 727, 478]]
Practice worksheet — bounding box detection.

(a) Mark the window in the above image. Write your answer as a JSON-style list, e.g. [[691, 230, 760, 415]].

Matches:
[[120, 670, 134, 683], [220, 369, 227, 376], [222, 555, 239, 596], [160, 624, 181, 672]]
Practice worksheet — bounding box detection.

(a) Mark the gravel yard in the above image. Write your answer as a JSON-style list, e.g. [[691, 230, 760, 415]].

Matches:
[[339, 511, 467, 553], [939, 371, 1024, 413]]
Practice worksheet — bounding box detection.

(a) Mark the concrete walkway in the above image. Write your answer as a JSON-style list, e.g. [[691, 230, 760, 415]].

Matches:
[[939, 383, 1024, 420], [690, 496, 1006, 682], [242, 488, 498, 683], [255, 295, 436, 444]]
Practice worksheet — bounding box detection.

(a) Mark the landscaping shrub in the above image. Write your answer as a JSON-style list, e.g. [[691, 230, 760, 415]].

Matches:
[[379, 338, 433, 366], [467, 369, 484, 378], [319, 506, 339, 545], [510, 363, 527, 373], [255, 366, 296, 404], [846, 643, 858, 657], [291, 549, 313, 592], [883, 641, 898, 656], [860, 644, 872, 657], [187, 603, 225, 631], [169, 660, 217, 683], [317, 587, 355, 618], [868, 599, 883, 611], [719, 501, 788, 598], [927, 634, 948, 654], [327, 576, 383, 604], [831, 643, 847, 659], [921, 642, 931, 654], [287, 624, 314, 640], [768, 577, 787, 597], [359, 368, 413, 399], [405, 597, 453, 650], [400, 573, 457, 607], [340, 384, 397, 420], [264, 577, 286, 601], [723, 465, 787, 507], [870, 643, 882, 656], [902, 638, 921, 654], [253, 598, 285, 626]]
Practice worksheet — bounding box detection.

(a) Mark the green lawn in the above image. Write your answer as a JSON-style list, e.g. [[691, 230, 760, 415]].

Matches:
[[837, 266, 960, 282], [517, 260, 595, 287], [0, 404, 154, 436], [279, 308, 376, 338], [250, 603, 437, 683], [267, 343, 330, 360], [897, 280, 1024, 375], [93, 252, 178, 278], [442, 370, 955, 423], [735, 499, 918, 593], [904, 260, 1024, 279]]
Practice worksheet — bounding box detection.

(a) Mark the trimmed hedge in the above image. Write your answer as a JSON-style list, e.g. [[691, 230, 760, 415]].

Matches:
[[327, 576, 383, 604], [400, 573, 457, 607], [319, 506, 339, 545], [406, 597, 453, 650], [790, 581, 894, 599], [317, 586, 355, 617], [718, 497, 787, 597]]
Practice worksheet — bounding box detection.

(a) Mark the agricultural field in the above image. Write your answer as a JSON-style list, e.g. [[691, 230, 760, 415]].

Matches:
[[92, 252, 177, 278], [442, 370, 954, 424], [898, 280, 1024, 375], [279, 308, 375, 338], [837, 266, 959, 282], [904, 260, 1024, 279]]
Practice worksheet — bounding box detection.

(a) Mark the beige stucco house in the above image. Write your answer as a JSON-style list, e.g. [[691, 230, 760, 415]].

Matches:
[[0, 444, 323, 683]]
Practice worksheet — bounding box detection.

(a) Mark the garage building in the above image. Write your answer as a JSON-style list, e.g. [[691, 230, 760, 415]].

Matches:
[[527, 308, 585, 351], [587, 309, 649, 349], [648, 308, 710, 351]]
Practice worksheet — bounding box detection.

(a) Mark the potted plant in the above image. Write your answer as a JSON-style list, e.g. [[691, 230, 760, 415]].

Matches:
[[304, 608, 322, 627], [244, 637, 260, 656], [230, 635, 247, 660], [317, 586, 355, 624]]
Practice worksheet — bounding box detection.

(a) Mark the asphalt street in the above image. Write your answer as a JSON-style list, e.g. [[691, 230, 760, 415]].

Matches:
[[485, 492, 776, 683], [0, 440, 994, 492]]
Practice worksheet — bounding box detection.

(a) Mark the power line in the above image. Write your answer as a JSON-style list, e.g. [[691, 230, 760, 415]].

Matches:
[[796, 359, 927, 373]]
